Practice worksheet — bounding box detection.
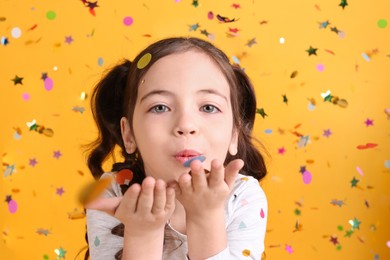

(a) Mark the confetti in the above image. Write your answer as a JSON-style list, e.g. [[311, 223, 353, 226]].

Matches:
[[137, 53, 152, 69], [44, 77, 54, 91], [123, 16, 134, 26], [67, 208, 85, 219], [356, 166, 364, 176], [78, 176, 113, 205], [377, 19, 388, 29], [260, 208, 265, 218], [356, 143, 378, 150], [317, 64, 325, 72], [242, 249, 250, 256], [279, 37, 285, 44], [46, 11, 57, 20], [54, 246, 67, 259], [97, 57, 104, 66], [11, 27, 22, 38], [8, 199, 18, 214], [302, 170, 312, 184], [216, 14, 239, 23], [285, 244, 293, 254], [11, 75, 23, 85], [22, 93, 30, 101], [116, 169, 134, 185], [306, 46, 317, 56], [207, 11, 214, 20]]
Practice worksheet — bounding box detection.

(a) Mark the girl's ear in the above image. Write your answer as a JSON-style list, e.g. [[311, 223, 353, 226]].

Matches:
[[120, 117, 137, 154], [228, 128, 239, 156]]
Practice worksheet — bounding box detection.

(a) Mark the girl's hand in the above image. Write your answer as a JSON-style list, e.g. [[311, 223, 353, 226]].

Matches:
[[85, 177, 176, 235], [171, 158, 244, 221]]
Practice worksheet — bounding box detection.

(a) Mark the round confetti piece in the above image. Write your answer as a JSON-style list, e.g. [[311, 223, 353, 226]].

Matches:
[[11, 27, 22, 38], [22, 93, 30, 101], [123, 16, 134, 26], [46, 11, 56, 20], [44, 77, 54, 91], [302, 170, 312, 184], [208, 11, 214, 20], [242, 249, 250, 257], [317, 64, 325, 72], [137, 53, 152, 69], [377, 19, 388, 29], [8, 199, 18, 213], [116, 169, 134, 185], [264, 129, 273, 134], [386, 240, 390, 248], [279, 37, 285, 44], [385, 160, 390, 169], [98, 57, 104, 67]]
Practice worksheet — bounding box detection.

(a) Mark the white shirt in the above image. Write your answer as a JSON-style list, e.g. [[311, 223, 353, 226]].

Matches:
[[87, 172, 267, 259]]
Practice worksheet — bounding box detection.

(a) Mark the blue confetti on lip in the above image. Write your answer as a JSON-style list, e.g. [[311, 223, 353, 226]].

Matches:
[[182, 155, 206, 167]]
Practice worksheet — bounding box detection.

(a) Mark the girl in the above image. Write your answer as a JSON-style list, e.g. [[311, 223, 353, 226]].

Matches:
[[85, 37, 268, 260]]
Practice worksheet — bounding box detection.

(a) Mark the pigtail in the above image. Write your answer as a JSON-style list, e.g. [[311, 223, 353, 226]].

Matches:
[[86, 59, 131, 179], [230, 65, 267, 181]]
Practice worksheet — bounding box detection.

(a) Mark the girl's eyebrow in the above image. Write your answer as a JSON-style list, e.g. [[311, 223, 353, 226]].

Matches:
[[139, 88, 228, 103], [140, 90, 173, 103]]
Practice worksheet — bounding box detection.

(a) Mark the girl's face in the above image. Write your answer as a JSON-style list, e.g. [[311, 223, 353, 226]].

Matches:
[[121, 50, 238, 182]]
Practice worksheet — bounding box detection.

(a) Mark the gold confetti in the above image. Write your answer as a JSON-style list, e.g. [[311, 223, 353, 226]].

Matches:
[[137, 53, 152, 69], [242, 249, 251, 257]]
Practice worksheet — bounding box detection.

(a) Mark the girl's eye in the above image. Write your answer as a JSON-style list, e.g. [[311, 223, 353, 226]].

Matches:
[[150, 104, 169, 113], [201, 104, 220, 113]]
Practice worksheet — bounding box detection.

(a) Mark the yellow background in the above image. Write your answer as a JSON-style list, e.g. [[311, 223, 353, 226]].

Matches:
[[1, 0, 389, 259]]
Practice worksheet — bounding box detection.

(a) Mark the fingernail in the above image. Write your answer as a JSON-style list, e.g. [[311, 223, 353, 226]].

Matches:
[[182, 155, 206, 167]]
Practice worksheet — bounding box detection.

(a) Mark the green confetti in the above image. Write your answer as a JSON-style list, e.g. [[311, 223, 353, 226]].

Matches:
[[46, 11, 56, 20], [377, 19, 388, 29]]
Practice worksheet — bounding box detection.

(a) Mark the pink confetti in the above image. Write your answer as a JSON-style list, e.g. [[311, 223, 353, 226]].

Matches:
[[8, 199, 18, 214], [285, 244, 293, 254], [386, 241, 390, 248], [302, 170, 312, 184], [208, 11, 214, 20], [260, 208, 265, 218], [356, 166, 364, 176], [44, 77, 54, 91], [22, 93, 30, 101], [123, 16, 133, 26], [317, 64, 325, 72]]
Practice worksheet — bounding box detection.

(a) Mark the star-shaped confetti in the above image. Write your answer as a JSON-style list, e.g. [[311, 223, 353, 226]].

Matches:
[[192, 0, 199, 7], [350, 177, 359, 187], [54, 246, 67, 259], [231, 3, 241, 9], [330, 199, 345, 207], [330, 236, 339, 245], [53, 150, 62, 159], [256, 108, 268, 118], [65, 35, 74, 44], [4, 164, 15, 177], [345, 229, 354, 237], [364, 118, 374, 127], [56, 187, 65, 196], [330, 26, 340, 34], [36, 228, 50, 236], [306, 46, 318, 56], [11, 75, 24, 85], [188, 23, 200, 31], [349, 217, 361, 230], [200, 29, 210, 36], [246, 38, 257, 47], [41, 72, 48, 80], [323, 129, 332, 138], [278, 147, 286, 155], [319, 20, 330, 29], [5, 195, 12, 203], [339, 0, 348, 9], [299, 166, 306, 174], [29, 158, 38, 167]]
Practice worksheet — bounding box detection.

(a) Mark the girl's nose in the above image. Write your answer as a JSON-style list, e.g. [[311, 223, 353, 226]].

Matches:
[[173, 112, 198, 137]]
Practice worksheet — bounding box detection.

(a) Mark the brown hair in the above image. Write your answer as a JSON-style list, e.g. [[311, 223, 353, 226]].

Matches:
[[85, 37, 267, 259]]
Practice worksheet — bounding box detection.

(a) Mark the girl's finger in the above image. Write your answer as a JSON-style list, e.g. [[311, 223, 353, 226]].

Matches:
[[178, 172, 193, 194], [224, 159, 244, 189], [136, 177, 155, 213], [85, 197, 123, 216], [151, 179, 167, 214], [208, 159, 224, 188], [189, 159, 207, 192], [165, 187, 176, 213]]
